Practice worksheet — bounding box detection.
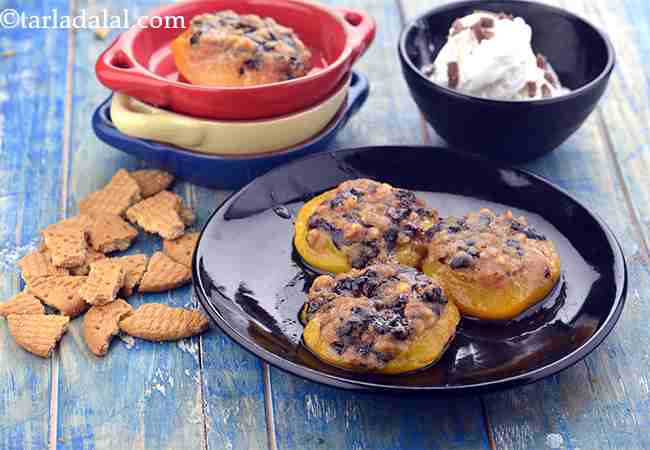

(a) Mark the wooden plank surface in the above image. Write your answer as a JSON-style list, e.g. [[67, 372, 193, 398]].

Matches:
[[193, 185, 270, 450], [267, 2, 490, 450], [401, 1, 650, 449], [54, 1, 267, 449], [0, 1, 69, 449], [55, 1, 204, 448]]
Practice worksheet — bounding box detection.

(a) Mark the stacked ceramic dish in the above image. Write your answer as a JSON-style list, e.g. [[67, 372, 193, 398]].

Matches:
[[93, 0, 375, 188]]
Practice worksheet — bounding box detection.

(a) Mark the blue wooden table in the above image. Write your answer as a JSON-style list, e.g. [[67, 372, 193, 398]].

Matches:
[[1, 0, 649, 449]]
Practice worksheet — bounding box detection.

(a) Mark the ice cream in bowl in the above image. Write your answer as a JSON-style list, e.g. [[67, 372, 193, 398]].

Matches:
[[398, 1, 615, 162], [427, 11, 569, 101]]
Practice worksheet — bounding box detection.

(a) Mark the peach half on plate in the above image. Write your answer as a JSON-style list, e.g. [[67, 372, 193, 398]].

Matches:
[[301, 264, 460, 374], [294, 179, 438, 274], [422, 208, 561, 321]]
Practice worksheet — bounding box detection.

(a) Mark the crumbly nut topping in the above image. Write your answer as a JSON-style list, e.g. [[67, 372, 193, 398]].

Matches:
[[188, 10, 311, 81], [306, 179, 438, 269], [427, 208, 551, 280], [305, 264, 448, 370]]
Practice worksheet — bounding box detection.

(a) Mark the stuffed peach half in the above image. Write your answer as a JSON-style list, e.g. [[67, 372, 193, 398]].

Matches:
[[294, 179, 438, 274], [422, 208, 561, 321], [171, 10, 311, 87], [302, 264, 460, 374]]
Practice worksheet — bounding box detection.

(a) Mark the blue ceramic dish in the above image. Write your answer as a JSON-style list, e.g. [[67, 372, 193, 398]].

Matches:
[[92, 71, 369, 189]]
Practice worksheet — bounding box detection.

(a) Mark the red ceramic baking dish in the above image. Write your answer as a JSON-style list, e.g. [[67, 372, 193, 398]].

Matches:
[[96, 0, 375, 120]]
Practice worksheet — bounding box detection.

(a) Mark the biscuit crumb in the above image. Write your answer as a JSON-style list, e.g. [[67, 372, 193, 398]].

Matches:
[[94, 27, 111, 40]]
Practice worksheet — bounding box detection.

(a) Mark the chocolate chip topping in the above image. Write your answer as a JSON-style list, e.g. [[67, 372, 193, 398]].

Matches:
[[541, 84, 552, 98], [451, 19, 466, 36], [448, 61, 460, 88], [187, 10, 311, 81], [480, 17, 495, 28], [305, 264, 449, 370], [305, 180, 437, 270], [544, 71, 557, 88], [527, 81, 538, 98], [471, 21, 495, 42], [536, 53, 547, 70]]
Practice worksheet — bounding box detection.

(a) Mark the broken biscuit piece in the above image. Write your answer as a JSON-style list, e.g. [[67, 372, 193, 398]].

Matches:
[[78, 261, 125, 306], [45, 214, 94, 234], [130, 170, 175, 198], [7, 314, 70, 358], [83, 299, 133, 356], [179, 206, 195, 227], [69, 247, 106, 276], [163, 232, 199, 268], [119, 303, 209, 341], [18, 249, 69, 286], [101, 254, 148, 297], [139, 252, 191, 293], [42, 226, 87, 268], [28, 276, 89, 318], [126, 191, 187, 240], [78, 169, 142, 217], [0, 291, 45, 317], [86, 213, 138, 253]]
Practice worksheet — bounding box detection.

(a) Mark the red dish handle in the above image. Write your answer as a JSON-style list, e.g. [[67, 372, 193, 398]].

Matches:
[[95, 33, 171, 106], [335, 7, 376, 65]]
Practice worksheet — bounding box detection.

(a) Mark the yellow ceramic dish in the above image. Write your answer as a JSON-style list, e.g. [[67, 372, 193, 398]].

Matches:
[[110, 74, 349, 156]]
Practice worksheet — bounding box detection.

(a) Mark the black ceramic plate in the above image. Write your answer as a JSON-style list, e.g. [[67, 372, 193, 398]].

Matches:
[[193, 146, 627, 394]]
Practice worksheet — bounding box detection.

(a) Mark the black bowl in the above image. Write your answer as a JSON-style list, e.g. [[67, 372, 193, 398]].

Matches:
[[398, 0, 615, 162], [193, 146, 627, 394]]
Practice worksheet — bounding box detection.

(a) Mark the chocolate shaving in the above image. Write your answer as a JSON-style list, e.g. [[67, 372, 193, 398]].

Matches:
[[527, 81, 537, 98], [451, 19, 465, 36], [480, 17, 495, 28], [541, 84, 552, 98], [447, 62, 460, 88], [544, 71, 557, 87], [470, 22, 492, 42], [536, 53, 547, 70], [498, 12, 514, 20]]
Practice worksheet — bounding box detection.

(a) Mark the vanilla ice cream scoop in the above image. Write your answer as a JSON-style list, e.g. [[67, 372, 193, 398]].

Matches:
[[429, 12, 568, 100]]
